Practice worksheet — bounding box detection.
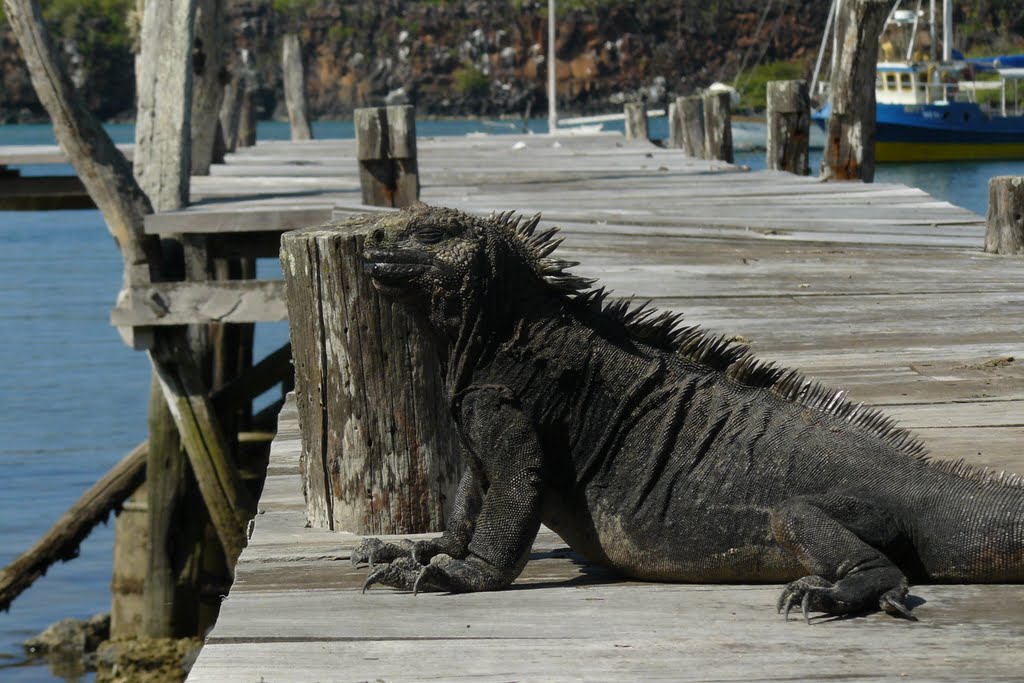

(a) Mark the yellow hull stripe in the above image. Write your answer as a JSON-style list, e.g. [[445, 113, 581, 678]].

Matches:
[[875, 141, 1024, 162]]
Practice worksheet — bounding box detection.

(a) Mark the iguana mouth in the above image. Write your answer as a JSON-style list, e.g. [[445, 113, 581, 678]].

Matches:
[[363, 248, 432, 290]]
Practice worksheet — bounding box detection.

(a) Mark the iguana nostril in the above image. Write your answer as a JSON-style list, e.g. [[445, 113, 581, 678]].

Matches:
[[370, 228, 386, 243]]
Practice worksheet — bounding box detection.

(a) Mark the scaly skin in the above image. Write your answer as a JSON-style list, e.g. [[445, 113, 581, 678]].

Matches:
[[348, 203, 1024, 620]]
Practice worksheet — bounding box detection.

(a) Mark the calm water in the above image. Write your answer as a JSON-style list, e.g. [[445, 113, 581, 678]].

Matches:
[[0, 117, 1020, 681]]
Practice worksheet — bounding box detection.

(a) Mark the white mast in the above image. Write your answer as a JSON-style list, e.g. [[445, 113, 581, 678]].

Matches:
[[929, 0, 937, 61], [942, 0, 952, 61], [547, 0, 557, 134]]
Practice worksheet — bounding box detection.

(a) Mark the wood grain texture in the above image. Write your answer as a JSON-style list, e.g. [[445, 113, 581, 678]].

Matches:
[[703, 90, 734, 163], [134, 0, 196, 212], [280, 225, 463, 535], [623, 102, 648, 141], [766, 80, 810, 175], [820, 0, 889, 182], [985, 176, 1024, 254], [281, 34, 312, 142]]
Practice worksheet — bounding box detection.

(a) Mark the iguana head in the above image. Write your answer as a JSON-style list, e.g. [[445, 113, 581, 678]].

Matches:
[[362, 203, 591, 338]]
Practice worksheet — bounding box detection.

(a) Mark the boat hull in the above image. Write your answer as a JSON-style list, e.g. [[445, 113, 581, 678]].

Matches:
[[875, 102, 1024, 161], [812, 101, 1024, 162]]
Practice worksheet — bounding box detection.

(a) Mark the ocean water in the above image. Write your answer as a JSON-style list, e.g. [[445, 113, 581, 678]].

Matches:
[[0, 117, 1020, 681]]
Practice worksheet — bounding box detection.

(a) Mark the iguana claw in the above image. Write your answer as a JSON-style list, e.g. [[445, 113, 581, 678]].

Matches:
[[361, 556, 423, 593], [351, 538, 416, 568]]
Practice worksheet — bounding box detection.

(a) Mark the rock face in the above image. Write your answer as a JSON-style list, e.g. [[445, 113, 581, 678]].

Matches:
[[0, 0, 1020, 122]]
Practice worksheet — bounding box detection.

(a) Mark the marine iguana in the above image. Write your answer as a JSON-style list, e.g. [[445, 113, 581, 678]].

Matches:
[[351, 202, 1024, 621]]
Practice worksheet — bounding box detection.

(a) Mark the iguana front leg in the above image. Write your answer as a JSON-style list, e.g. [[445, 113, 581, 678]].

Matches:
[[362, 386, 544, 593], [351, 465, 484, 568], [771, 493, 915, 622]]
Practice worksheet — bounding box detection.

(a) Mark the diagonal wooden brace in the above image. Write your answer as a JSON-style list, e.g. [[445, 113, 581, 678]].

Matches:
[[149, 329, 254, 562]]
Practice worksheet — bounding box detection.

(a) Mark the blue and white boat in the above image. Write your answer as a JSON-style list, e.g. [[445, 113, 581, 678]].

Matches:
[[813, 1, 1024, 162]]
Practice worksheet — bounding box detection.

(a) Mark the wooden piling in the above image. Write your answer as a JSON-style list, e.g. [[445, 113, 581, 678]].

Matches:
[[190, 0, 226, 175], [624, 102, 649, 141], [133, 0, 196, 212], [985, 176, 1024, 254], [675, 95, 705, 158], [280, 220, 462, 534], [237, 85, 257, 149], [354, 106, 419, 208], [820, 0, 889, 182], [766, 80, 811, 175], [281, 34, 312, 141], [219, 71, 244, 154], [702, 91, 733, 163]]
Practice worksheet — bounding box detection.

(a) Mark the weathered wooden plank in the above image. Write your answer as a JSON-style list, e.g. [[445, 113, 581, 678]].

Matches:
[[110, 280, 287, 326], [144, 205, 333, 234]]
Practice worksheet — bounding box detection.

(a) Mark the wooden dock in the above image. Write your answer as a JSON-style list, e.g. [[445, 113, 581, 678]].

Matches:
[[5, 131, 1023, 679]]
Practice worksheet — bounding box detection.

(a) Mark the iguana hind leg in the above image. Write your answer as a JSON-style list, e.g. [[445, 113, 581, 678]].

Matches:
[[770, 493, 914, 621]]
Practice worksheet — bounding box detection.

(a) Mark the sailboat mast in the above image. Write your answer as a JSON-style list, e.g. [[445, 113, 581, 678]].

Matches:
[[929, 0, 937, 61], [942, 0, 952, 61], [548, 0, 557, 133]]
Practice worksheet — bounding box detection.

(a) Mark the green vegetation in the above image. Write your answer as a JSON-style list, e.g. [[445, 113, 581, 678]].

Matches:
[[452, 66, 490, 97], [733, 59, 809, 112]]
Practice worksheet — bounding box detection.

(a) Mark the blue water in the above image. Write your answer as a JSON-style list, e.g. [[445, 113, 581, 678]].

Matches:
[[0, 117, 1020, 681]]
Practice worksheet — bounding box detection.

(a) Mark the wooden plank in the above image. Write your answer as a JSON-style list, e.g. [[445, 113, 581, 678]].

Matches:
[[0, 175, 94, 210], [144, 205, 333, 234], [110, 280, 287, 326]]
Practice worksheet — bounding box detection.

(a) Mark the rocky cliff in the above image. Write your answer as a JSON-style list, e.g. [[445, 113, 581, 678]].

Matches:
[[1, 0, 1021, 123]]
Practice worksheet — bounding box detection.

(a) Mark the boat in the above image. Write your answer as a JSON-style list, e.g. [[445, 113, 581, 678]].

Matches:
[[812, 0, 1024, 162]]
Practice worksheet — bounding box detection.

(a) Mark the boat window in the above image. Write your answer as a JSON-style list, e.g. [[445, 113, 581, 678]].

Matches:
[[885, 73, 897, 90]]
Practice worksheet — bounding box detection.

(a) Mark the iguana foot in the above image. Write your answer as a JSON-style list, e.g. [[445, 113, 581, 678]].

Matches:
[[351, 538, 416, 567], [352, 536, 465, 568], [777, 573, 916, 623], [362, 553, 514, 594]]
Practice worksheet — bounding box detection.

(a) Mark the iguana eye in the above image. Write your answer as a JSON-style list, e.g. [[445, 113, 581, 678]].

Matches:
[[414, 228, 445, 245]]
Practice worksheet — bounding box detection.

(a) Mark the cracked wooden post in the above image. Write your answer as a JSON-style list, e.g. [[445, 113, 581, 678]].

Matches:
[[766, 80, 811, 175], [280, 219, 462, 534], [702, 90, 733, 163], [354, 105, 419, 208], [281, 33, 312, 141], [675, 95, 705, 158], [820, 0, 889, 182], [624, 102, 648, 141], [190, 0, 227, 175], [985, 176, 1024, 254]]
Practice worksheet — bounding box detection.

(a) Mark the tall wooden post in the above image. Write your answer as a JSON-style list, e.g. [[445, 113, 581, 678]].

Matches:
[[624, 102, 649, 141], [281, 33, 313, 141], [354, 105, 419, 208], [766, 80, 811, 175], [219, 71, 244, 154], [190, 0, 226, 175], [134, 0, 196, 211], [280, 219, 462, 533], [985, 176, 1024, 254], [820, 0, 889, 182], [702, 91, 733, 163], [675, 95, 705, 158]]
